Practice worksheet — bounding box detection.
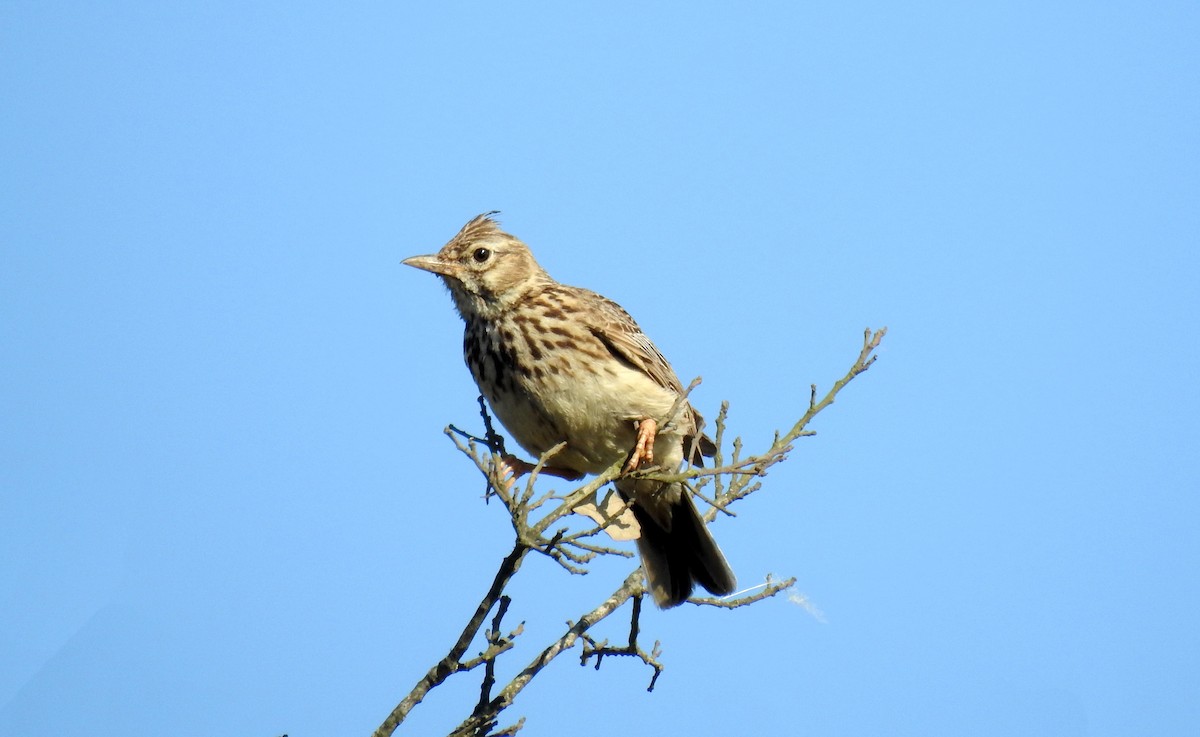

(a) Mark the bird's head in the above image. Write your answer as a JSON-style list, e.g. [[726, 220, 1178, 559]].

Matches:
[[403, 212, 548, 319]]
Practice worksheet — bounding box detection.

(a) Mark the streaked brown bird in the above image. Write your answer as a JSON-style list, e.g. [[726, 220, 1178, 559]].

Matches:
[[403, 212, 736, 607]]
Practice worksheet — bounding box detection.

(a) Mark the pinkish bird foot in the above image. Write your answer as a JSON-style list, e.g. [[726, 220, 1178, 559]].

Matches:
[[499, 454, 585, 484], [624, 418, 657, 472]]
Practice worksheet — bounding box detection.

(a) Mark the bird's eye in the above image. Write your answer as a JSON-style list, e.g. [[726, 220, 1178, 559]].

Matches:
[[472, 247, 491, 263]]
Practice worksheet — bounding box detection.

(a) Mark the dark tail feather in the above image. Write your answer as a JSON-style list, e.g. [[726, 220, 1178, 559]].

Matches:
[[631, 488, 736, 608]]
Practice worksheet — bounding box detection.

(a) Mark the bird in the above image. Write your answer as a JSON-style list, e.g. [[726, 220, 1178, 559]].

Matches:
[[403, 212, 736, 608]]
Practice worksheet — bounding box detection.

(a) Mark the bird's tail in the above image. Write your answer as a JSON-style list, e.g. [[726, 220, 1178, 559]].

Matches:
[[629, 485, 736, 608]]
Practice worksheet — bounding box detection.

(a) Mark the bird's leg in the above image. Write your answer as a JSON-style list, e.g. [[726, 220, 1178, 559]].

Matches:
[[497, 454, 585, 486], [624, 418, 657, 472]]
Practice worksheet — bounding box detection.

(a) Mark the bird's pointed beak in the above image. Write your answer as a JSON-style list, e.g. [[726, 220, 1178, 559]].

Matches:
[[403, 254, 458, 278]]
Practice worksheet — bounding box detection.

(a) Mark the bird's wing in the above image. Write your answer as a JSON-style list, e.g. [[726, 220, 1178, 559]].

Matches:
[[586, 291, 686, 395], [585, 291, 717, 464]]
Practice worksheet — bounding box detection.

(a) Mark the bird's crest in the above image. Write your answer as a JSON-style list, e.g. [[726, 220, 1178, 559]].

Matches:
[[450, 211, 504, 247]]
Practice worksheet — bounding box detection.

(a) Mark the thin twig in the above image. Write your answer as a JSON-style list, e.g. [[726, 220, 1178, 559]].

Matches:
[[579, 594, 664, 691], [371, 544, 528, 737], [689, 575, 798, 609], [473, 596, 513, 713], [447, 568, 647, 735]]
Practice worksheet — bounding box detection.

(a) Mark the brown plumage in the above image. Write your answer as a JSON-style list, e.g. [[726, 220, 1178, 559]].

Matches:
[[404, 212, 735, 607]]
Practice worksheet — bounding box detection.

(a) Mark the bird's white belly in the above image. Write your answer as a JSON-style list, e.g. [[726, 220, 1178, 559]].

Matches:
[[488, 360, 681, 475]]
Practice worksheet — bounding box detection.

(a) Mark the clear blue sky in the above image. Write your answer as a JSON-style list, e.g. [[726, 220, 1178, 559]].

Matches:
[[3, 2, 1198, 735]]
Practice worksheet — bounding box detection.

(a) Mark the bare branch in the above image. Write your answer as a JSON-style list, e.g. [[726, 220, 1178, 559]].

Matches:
[[469, 596, 516, 713], [371, 543, 528, 737], [580, 594, 664, 691], [448, 568, 647, 735], [377, 328, 888, 736], [689, 575, 799, 609]]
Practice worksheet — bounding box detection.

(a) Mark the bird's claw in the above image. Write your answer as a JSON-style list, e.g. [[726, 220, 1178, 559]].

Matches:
[[624, 418, 657, 472], [495, 454, 534, 490]]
